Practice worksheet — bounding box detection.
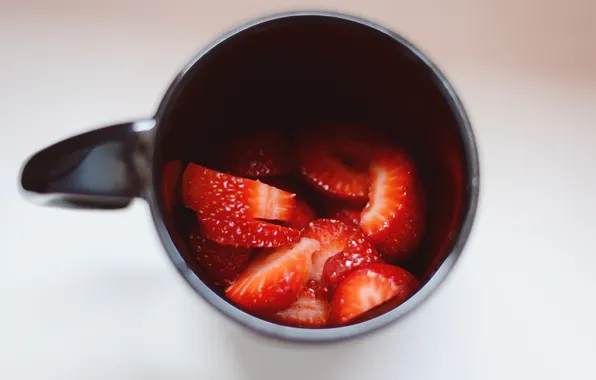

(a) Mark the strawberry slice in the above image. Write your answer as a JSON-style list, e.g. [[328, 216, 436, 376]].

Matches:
[[322, 233, 381, 295], [188, 224, 252, 287], [161, 160, 182, 214], [297, 125, 383, 201], [199, 217, 301, 248], [332, 207, 362, 227], [303, 219, 374, 283], [182, 163, 296, 222], [226, 237, 320, 315], [221, 131, 293, 178], [360, 147, 427, 263], [271, 280, 329, 327], [325, 199, 366, 226], [289, 200, 317, 230], [260, 177, 318, 230], [303, 219, 352, 281], [328, 263, 418, 325]]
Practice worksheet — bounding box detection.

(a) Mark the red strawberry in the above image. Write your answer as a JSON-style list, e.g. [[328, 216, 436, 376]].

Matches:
[[328, 263, 418, 325], [325, 199, 366, 226], [182, 163, 296, 222], [261, 177, 320, 230], [271, 280, 329, 328], [289, 200, 316, 230], [303, 219, 352, 281], [188, 224, 252, 287], [360, 147, 426, 263], [297, 125, 383, 201], [333, 207, 362, 227], [221, 131, 293, 177], [199, 217, 301, 248], [226, 237, 320, 315], [303, 219, 374, 282], [161, 160, 182, 214], [322, 233, 381, 295]]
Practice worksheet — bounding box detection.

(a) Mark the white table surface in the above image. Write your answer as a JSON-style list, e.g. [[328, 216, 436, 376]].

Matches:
[[2, 1, 595, 379]]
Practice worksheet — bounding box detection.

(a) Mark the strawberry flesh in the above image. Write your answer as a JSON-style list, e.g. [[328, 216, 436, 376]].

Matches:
[[360, 147, 426, 263], [329, 263, 418, 325], [189, 224, 252, 287], [271, 280, 329, 327], [289, 200, 317, 230], [182, 163, 296, 222], [322, 231, 381, 295], [258, 176, 316, 229], [303, 219, 375, 284], [226, 237, 320, 315], [199, 217, 301, 248], [333, 207, 362, 227], [303, 219, 352, 281], [297, 125, 383, 201], [221, 131, 293, 178]]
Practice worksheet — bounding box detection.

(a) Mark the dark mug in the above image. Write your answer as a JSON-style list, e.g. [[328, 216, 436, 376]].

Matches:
[[19, 11, 479, 342]]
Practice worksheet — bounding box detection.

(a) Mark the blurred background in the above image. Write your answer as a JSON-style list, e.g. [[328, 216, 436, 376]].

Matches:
[[1, 0, 595, 379]]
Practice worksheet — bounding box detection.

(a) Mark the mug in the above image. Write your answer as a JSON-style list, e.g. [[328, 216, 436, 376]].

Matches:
[[19, 11, 479, 342]]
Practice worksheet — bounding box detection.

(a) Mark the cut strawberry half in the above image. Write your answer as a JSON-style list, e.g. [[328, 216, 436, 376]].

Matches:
[[271, 280, 329, 328], [322, 233, 381, 295], [303, 219, 374, 283], [188, 224, 252, 287], [288, 199, 317, 230], [297, 125, 384, 201], [161, 160, 182, 214], [182, 163, 296, 222], [328, 263, 418, 325], [360, 147, 427, 263], [199, 217, 301, 248], [221, 131, 293, 178], [226, 237, 320, 315]]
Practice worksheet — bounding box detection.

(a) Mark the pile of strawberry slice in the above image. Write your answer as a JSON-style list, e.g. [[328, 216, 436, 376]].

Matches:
[[166, 125, 426, 328]]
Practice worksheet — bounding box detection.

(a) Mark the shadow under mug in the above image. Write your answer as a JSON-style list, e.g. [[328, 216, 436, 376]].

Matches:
[[19, 11, 479, 342]]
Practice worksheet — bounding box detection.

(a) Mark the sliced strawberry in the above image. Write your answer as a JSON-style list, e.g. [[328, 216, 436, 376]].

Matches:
[[302, 219, 374, 283], [325, 199, 366, 226], [226, 237, 320, 315], [221, 131, 293, 178], [161, 160, 182, 214], [328, 263, 418, 325], [360, 147, 427, 263], [333, 207, 362, 227], [200, 217, 301, 248], [188, 224, 252, 287], [258, 176, 317, 230], [322, 232, 381, 295], [303, 278, 328, 300], [303, 219, 352, 281], [271, 280, 329, 328], [297, 125, 383, 201], [182, 163, 296, 222], [289, 200, 317, 230]]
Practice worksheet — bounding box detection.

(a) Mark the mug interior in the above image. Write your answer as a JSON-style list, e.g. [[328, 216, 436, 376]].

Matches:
[[152, 14, 475, 336]]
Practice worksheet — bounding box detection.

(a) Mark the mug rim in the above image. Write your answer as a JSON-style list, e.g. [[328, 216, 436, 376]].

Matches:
[[147, 10, 480, 343]]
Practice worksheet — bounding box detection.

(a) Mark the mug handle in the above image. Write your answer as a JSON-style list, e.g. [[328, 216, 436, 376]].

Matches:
[[19, 120, 155, 209]]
